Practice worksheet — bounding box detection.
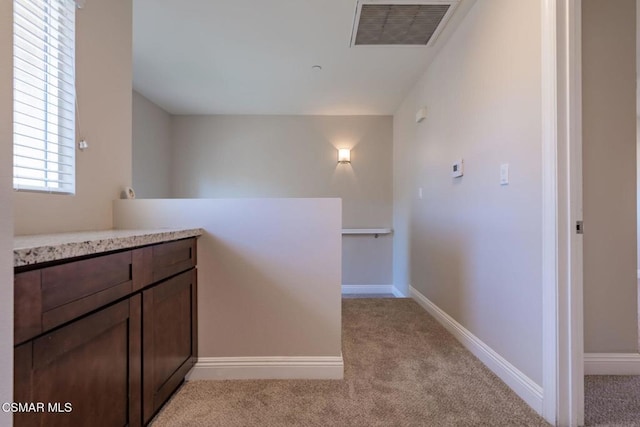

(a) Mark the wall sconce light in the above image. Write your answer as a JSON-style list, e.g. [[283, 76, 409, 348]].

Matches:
[[338, 148, 351, 164]]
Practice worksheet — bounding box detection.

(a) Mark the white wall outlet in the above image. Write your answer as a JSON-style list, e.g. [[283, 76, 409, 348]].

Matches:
[[418, 187, 423, 199], [500, 163, 509, 185], [451, 159, 464, 178]]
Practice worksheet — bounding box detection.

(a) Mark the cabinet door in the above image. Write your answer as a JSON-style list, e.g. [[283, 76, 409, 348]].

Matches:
[[14, 297, 142, 427], [142, 269, 197, 424]]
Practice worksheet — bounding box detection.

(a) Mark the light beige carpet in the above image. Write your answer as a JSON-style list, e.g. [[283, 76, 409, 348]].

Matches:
[[585, 375, 640, 426], [151, 298, 549, 426]]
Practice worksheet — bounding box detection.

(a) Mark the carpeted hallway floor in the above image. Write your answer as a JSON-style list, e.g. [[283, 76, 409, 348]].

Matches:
[[585, 375, 640, 426], [150, 298, 549, 426]]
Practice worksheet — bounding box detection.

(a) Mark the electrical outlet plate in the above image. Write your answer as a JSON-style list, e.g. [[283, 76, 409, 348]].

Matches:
[[451, 159, 463, 178]]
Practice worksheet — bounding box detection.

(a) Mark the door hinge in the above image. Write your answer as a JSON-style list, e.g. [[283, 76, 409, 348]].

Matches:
[[576, 220, 583, 234]]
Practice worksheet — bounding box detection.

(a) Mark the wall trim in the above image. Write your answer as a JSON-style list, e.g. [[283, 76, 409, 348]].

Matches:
[[342, 284, 405, 297], [186, 356, 344, 380], [391, 287, 405, 298], [541, 0, 584, 425], [584, 353, 640, 375], [410, 286, 544, 415]]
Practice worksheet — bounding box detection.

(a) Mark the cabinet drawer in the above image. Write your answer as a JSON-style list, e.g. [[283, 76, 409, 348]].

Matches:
[[40, 251, 133, 332], [151, 238, 196, 283], [15, 251, 134, 343], [14, 271, 42, 345]]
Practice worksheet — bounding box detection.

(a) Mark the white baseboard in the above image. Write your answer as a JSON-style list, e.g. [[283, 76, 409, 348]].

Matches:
[[410, 286, 543, 415], [186, 356, 344, 380], [391, 287, 406, 298], [584, 353, 640, 375], [342, 284, 405, 297]]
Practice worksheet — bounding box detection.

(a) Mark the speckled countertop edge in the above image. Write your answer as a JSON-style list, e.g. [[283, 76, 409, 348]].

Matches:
[[14, 228, 204, 267]]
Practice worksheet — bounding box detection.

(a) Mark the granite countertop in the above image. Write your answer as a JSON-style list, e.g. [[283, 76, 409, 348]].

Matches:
[[14, 228, 204, 267]]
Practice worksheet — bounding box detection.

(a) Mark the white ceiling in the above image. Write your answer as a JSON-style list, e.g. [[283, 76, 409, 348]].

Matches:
[[132, 0, 475, 115]]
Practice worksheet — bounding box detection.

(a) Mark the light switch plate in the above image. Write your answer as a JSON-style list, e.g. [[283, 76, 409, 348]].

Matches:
[[452, 159, 464, 178], [500, 163, 509, 185]]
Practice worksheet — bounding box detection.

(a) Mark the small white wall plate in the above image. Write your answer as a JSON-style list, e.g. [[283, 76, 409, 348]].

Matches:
[[452, 159, 463, 178]]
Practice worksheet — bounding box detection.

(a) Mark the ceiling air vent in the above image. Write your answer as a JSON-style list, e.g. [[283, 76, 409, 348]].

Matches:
[[350, 0, 459, 47]]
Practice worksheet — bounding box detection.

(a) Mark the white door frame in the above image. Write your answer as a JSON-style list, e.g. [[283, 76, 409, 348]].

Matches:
[[542, 0, 584, 426]]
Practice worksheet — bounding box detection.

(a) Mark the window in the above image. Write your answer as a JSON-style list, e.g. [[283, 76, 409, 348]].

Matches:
[[13, 0, 76, 194]]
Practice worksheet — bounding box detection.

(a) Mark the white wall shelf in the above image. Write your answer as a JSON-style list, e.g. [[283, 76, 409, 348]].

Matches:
[[342, 228, 392, 238]]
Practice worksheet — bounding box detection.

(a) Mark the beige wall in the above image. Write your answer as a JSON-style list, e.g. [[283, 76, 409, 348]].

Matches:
[[342, 234, 393, 285], [0, 1, 14, 422], [392, 92, 416, 296], [394, 0, 543, 384], [583, 0, 638, 353], [169, 114, 394, 286], [14, 0, 133, 235], [170, 115, 392, 227], [132, 90, 172, 198], [113, 199, 342, 362]]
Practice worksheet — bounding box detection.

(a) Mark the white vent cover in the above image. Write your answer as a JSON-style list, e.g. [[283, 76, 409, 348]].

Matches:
[[350, 0, 459, 47]]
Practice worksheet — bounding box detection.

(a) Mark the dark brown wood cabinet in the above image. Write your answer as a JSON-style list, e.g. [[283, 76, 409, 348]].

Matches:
[[142, 269, 197, 424], [14, 296, 141, 427], [13, 237, 198, 427]]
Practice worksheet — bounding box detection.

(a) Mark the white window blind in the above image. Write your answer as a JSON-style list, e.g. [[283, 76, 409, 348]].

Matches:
[[13, 0, 76, 194]]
